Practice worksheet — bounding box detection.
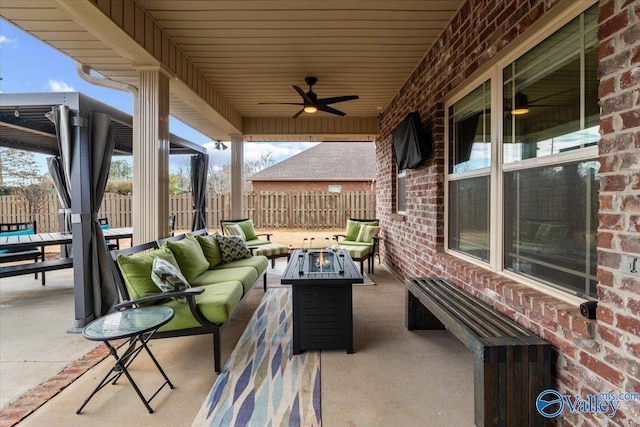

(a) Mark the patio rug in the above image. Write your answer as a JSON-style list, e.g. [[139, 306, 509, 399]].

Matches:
[[191, 288, 321, 427]]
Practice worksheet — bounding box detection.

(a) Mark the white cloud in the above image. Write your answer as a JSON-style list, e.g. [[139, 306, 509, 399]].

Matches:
[[0, 35, 14, 47], [48, 79, 74, 92], [202, 141, 318, 166]]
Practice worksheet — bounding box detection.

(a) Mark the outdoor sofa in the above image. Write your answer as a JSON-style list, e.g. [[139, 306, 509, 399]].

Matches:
[[110, 228, 268, 372]]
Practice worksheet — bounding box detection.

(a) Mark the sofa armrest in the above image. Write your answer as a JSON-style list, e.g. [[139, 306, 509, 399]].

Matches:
[[114, 287, 205, 310]]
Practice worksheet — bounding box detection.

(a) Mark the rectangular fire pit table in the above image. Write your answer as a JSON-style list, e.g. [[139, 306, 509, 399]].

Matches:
[[281, 249, 363, 354]]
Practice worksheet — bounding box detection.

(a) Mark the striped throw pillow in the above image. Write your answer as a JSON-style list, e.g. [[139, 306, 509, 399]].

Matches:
[[356, 225, 380, 243]]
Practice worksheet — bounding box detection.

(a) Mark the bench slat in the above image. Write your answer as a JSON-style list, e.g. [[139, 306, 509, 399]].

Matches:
[[0, 259, 73, 278]]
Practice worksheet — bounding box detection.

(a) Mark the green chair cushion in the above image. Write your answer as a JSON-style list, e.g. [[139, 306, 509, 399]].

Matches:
[[344, 220, 379, 241], [252, 243, 289, 258], [158, 281, 244, 329], [356, 225, 380, 243], [197, 233, 223, 269], [245, 239, 270, 246], [166, 236, 210, 283], [216, 256, 268, 276], [339, 245, 372, 260], [191, 266, 259, 295], [337, 240, 374, 248], [117, 247, 179, 302], [234, 220, 259, 241]]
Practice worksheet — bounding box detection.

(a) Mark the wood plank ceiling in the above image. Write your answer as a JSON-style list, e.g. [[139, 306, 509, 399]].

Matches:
[[0, 0, 464, 141]]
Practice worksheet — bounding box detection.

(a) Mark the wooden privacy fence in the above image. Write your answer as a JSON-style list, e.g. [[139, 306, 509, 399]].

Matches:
[[0, 191, 375, 232]]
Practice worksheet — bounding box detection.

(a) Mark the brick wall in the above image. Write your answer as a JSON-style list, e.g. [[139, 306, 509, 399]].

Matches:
[[251, 180, 374, 192], [377, 0, 640, 425]]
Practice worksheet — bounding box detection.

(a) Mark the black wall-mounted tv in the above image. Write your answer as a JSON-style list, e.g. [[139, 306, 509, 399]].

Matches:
[[391, 111, 432, 170]]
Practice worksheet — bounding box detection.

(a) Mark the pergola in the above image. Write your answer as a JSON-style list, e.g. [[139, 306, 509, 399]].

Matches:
[[0, 92, 207, 327]]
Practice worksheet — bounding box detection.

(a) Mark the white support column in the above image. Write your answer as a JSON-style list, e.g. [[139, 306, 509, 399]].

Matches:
[[132, 67, 170, 244], [230, 134, 244, 218]]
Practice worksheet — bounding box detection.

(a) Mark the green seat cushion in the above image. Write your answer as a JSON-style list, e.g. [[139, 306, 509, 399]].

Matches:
[[191, 266, 259, 294], [339, 245, 371, 260], [166, 236, 210, 283], [216, 256, 268, 276], [222, 220, 258, 241], [117, 247, 179, 301], [245, 239, 270, 246], [252, 243, 289, 258], [338, 240, 374, 248], [197, 234, 223, 269], [158, 281, 243, 330]]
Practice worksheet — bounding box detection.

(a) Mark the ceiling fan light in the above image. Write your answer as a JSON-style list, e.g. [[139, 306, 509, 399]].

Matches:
[[511, 92, 529, 115], [303, 105, 317, 114]]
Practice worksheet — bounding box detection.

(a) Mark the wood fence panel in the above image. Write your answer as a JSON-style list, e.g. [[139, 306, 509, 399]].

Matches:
[[0, 191, 375, 232]]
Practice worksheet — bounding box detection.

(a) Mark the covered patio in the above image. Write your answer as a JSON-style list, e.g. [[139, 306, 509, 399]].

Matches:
[[1, 0, 639, 425]]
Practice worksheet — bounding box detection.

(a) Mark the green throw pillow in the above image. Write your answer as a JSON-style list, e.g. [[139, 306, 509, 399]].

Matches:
[[166, 236, 210, 283], [356, 225, 380, 243], [117, 247, 178, 301], [223, 220, 258, 241], [345, 220, 362, 241], [197, 233, 223, 268], [151, 257, 191, 304], [216, 235, 252, 263]]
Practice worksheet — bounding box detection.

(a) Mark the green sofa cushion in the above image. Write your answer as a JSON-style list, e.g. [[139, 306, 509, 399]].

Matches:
[[117, 247, 178, 301], [197, 234, 223, 269], [340, 245, 372, 259], [191, 266, 259, 295], [166, 236, 210, 283], [158, 281, 244, 329], [215, 256, 268, 276], [338, 240, 374, 248]]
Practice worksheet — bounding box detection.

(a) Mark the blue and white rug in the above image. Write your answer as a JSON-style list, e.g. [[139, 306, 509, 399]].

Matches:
[[192, 288, 321, 427]]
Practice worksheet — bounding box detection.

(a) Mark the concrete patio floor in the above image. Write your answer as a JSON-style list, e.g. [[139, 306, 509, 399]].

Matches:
[[0, 262, 475, 426]]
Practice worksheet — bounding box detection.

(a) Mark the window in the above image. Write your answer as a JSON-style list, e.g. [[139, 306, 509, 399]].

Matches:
[[328, 185, 342, 193], [445, 3, 599, 298], [397, 169, 406, 213]]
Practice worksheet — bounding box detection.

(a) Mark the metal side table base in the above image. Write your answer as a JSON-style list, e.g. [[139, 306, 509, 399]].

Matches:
[[77, 306, 175, 414]]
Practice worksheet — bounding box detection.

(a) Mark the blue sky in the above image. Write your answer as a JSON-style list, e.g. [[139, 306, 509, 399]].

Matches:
[[0, 19, 316, 172]]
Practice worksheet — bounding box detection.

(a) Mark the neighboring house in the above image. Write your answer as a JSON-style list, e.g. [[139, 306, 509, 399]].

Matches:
[[247, 142, 375, 193]]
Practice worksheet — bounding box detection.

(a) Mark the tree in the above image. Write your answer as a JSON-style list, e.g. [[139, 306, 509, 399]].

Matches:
[[245, 152, 275, 176], [207, 162, 230, 194], [108, 159, 133, 180], [15, 179, 52, 219], [0, 148, 42, 186]]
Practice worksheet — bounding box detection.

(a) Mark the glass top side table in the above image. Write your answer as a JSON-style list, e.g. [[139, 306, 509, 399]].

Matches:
[[77, 306, 175, 414]]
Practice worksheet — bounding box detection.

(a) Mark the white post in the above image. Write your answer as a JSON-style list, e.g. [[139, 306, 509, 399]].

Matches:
[[230, 134, 244, 218], [132, 67, 170, 244]]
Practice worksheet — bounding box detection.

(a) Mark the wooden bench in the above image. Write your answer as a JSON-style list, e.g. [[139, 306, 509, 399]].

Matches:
[[406, 277, 551, 427], [0, 221, 46, 285]]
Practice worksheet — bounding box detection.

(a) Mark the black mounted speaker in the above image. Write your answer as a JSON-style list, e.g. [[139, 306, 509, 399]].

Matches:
[[580, 301, 598, 319]]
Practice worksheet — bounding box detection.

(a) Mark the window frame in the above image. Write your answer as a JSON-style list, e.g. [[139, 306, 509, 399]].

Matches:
[[443, 0, 598, 304]]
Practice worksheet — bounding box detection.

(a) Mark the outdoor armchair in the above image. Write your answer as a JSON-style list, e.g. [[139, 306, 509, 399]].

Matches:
[[333, 218, 380, 274], [220, 219, 290, 268]]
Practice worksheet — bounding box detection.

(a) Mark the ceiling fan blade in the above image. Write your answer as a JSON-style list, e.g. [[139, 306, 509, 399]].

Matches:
[[317, 104, 346, 116], [292, 109, 305, 119], [318, 95, 359, 105], [258, 102, 303, 105], [293, 85, 313, 104]]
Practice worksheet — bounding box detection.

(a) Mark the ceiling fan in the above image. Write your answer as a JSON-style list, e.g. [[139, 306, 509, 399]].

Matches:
[[259, 76, 359, 118], [508, 88, 576, 115]]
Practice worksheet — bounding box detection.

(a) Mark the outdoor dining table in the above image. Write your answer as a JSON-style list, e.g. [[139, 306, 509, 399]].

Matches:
[[0, 227, 133, 251], [0, 227, 133, 281]]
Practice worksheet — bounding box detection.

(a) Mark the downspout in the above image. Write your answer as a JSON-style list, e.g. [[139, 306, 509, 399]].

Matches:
[[76, 63, 138, 96]]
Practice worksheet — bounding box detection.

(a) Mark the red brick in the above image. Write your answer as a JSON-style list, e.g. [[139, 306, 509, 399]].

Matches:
[[598, 324, 622, 346], [598, 231, 614, 249], [599, 0, 616, 23], [598, 9, 630, 40], [621, 68, 640, 89], [599, 213, 624, 230], [616, 314, 640, 335], [600, 194, 615, 210], [600, 116, 615, 134], [620, 235, 640, 253], [621, 110, 640, 130], [620, 192, 640, 213], [597, 305, 615, 324], [597, 268, 614, 286], [579, 351, 625, 386]]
